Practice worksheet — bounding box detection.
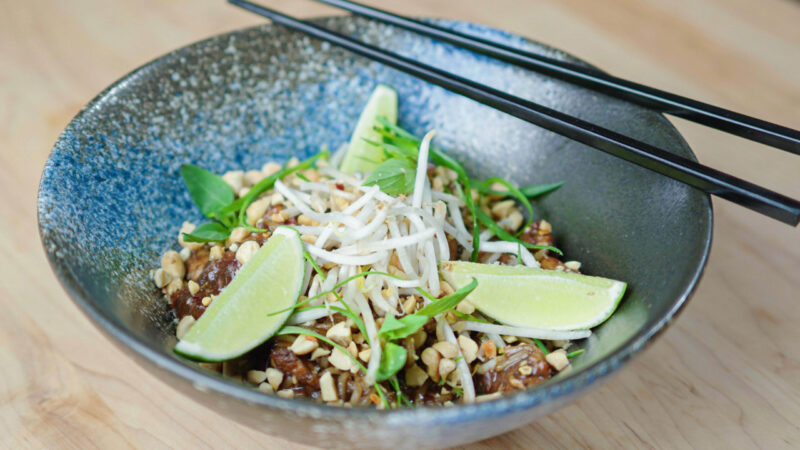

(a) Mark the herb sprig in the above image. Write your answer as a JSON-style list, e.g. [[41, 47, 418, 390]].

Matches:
[[177, 150, 329, 244], [371, 117, 563, 259]]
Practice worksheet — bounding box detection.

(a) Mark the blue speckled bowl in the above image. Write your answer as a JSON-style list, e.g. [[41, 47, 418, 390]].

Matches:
[[38, 17, 712, 448]]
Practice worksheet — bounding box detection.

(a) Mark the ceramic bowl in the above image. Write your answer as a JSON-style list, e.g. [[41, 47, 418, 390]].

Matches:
[[38, 17, 712, 448]]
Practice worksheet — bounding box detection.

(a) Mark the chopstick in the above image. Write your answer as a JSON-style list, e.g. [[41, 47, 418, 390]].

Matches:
[[228, 0, 800, 226], [312, 0, 800, 157]]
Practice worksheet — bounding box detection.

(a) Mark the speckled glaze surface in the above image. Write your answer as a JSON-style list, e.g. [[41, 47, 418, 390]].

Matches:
[[38, 17, 712, 449]]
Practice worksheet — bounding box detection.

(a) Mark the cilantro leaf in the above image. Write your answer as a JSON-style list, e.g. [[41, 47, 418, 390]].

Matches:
[[378, 314, 429, 341], [363, 158, 416, 195], [375, 342, 407, 382]]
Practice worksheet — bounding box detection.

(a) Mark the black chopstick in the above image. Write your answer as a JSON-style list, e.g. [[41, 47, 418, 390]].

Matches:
[[228, 0, 800, 226], [311, 0, 800, 157]]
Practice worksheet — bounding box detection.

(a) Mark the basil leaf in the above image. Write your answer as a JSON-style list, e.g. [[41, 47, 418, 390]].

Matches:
[[378, 314, 429, 341], [375, 342, 407, 382], [363, 158, 416, 195], [416, 278, 478, 318], [182, 221, 229, 243], [180, 164, 234, 217]]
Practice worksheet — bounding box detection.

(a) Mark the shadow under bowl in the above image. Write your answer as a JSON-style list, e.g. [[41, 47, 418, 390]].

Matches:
[[37, 17, 712, 449]]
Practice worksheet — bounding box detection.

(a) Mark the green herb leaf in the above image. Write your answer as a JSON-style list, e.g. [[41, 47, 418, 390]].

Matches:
[[534, 338, 550, 355], [451, 310, 491, 324], [416, 278, 478, 317], [520, 182, 564, 198], [363, 158, 416, 195], [376, 342, 407, 381], [179, 164, 234, 217], [378, 314, 429, 341], [567, 349, 585, 358], [182, 221, 230, 243]]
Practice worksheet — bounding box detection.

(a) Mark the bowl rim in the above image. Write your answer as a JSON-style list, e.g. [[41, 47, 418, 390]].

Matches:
[[37, 16, 713, 427]]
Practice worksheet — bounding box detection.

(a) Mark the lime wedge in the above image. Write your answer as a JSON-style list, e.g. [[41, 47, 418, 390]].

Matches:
[[340, 84, 398, 174], [174, 227, 305, 361], [440, 261, 626, 330]]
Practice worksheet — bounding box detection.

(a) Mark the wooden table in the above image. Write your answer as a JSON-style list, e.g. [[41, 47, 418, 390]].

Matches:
[[3, 0, 799, 447]]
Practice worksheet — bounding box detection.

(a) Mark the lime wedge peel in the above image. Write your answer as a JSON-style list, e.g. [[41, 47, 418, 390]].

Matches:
[[440, 261, 626, 331], [174, 227, 306, 362], [339, 84, 398, 174]]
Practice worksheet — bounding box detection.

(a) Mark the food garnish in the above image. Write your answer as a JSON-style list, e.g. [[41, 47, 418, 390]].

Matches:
[[155, 85, 626, 408]]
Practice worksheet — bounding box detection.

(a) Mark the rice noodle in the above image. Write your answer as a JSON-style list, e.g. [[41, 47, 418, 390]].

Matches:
[[478, 240, 539, 268]]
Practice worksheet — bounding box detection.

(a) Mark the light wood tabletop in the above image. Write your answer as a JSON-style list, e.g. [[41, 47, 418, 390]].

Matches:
[[3, 0, 799, 448]]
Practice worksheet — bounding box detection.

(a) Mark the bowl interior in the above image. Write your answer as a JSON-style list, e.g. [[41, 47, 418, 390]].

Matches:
[[38, 17, 711, 448]]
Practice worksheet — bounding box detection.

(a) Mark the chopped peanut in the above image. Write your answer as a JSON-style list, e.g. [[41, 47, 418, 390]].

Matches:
[[187, 280, 200, 295], [545, 349, 570, 371], [175, 315, 195, 340], [421, 347, 441, 379], [222, 170, 244, 193], [161, 250, 185, 279], [262, 161, 281, 176], [404, 365, 428, 387], [438, 358, 456, 379], [235, 240, 260, 265], [319, 371, 338, 402], [325, 321, 351, 344], [265, 368, 284, 390], [246, 370, 267, 385], [289, 335, 318, 355], [228, 227, 250, 245], [245, 198, 270, 226], [209, 245, 223, 261], [310, 348, 331, 360], [153, 268, 172, 288], [328, 347, 354, 371], [457, 335, 479, 363], [433, 341, 459, 359]]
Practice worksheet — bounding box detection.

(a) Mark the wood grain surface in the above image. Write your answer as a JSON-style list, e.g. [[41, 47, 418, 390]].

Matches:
[[2, 0, 799, 448]]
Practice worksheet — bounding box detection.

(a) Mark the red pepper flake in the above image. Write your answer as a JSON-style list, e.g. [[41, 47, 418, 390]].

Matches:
[[335, 183, 345, 190]]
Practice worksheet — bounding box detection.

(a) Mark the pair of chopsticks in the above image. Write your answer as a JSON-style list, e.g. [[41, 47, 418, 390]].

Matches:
[[229, 0, 800, 226]]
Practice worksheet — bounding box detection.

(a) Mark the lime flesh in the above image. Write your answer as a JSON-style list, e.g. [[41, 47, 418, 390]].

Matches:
[[340, 84, 398, 174], [174, 227, 305, 361], [440, 261, 626, 331]]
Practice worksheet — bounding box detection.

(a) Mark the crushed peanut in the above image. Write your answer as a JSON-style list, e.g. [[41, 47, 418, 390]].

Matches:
[[319, 371, 338, 402], [235, 240, 260, 265], [246, 370, 267, 385], [289, 335, 318, 355], [433, 341, 459, 359], [161, 250, 185, 279], [175, 315, 195, 340], [325, 321, 351, 344], [265, 368, 284, 390], [545, 349, 570, 371], [457, 335, 479, 364], [328, 347, 354, 371], [404, 365, 428, 387]]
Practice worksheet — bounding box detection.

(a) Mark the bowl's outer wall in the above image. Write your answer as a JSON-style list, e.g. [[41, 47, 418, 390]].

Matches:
[[38, 17, 711, 448]]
